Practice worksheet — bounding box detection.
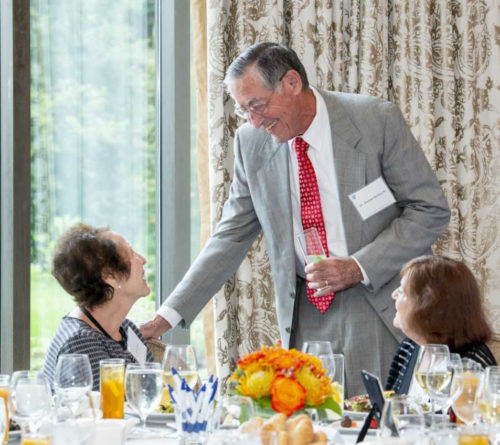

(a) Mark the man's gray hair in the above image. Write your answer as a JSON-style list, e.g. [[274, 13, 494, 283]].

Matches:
[[224, 42, 309, 91]]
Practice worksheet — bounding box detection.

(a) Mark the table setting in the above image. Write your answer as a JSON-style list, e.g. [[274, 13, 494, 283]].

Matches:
[[0, 344, 498, 445]]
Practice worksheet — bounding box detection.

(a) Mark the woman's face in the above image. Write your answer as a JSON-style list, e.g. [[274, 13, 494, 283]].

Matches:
[[392, 275, 416, 337], [107, 232, 150, 298]]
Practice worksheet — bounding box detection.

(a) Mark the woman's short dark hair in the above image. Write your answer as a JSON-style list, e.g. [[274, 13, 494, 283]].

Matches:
[[401, 255, 492, 350], [224, 42, 309, 91], [52, 224, 131, 309]]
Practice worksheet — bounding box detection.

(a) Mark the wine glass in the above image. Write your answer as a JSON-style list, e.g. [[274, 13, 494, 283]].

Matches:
[[301, 341, 336, 379], [297, 228, 326, 264], [379, 395, 425, 444], [475, 365, 500, 425], [54, 354, 93, 413], [429, 353, 463, 425], [162, 345, 199, 391], [413, 344, 450, 425], [125, 363, 164, 437], [11, 371, 52, 434], [451, 363, 484, 425]]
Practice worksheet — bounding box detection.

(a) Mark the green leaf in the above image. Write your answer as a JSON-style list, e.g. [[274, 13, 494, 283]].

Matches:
[[307, 397, 343, 416]]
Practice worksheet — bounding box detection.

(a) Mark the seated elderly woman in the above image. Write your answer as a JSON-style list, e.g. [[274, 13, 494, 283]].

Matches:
[[386, 255, 497, 393], [42, 224, 154, 390]]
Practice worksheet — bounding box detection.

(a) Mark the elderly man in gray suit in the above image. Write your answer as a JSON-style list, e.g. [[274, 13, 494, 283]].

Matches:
[[141, 42, 450, 396]]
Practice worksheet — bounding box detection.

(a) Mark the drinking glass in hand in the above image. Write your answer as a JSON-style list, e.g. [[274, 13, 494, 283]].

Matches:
[[11, 371, 52, 434], [162, 345, 199, 391], [54, 354, 93, 412], [379, 395, 425, 444], [414, 344, 450, 423], [125, 363, 163, 437], [297, 227, 326, 264]]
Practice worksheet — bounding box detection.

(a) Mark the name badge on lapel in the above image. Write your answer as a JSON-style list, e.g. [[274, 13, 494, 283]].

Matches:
[[127, 326, 147, 364], [349, 177, 396, 221]]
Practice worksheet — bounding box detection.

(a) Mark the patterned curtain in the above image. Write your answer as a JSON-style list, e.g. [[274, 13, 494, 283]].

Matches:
[[204, 0, 500, 390]]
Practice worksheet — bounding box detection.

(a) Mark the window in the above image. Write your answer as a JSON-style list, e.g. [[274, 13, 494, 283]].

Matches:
[[25, 0, 205, 374]]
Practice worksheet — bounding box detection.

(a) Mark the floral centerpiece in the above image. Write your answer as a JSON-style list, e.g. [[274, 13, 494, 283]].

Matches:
[[230, 341, 342, 417]]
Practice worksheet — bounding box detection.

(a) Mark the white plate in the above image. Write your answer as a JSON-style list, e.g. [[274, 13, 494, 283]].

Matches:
[[146, 412, 175, 424], [343, 410, 369, 420]]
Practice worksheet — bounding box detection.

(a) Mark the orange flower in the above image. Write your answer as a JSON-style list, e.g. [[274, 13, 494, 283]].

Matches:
[[270, 376, 306, 416]]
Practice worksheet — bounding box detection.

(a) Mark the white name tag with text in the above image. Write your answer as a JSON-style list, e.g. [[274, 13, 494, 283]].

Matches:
[[127, 326, 147, 365], [349, 177, 396, 220]]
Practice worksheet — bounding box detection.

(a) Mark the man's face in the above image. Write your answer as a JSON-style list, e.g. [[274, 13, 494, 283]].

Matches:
[[228, 68, 302, 143]]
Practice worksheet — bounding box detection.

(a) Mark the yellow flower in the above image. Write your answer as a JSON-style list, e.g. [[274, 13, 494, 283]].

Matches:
[[239, 367, 275, 399], [331, 382, 343, 404], [295, 367, 331, 406]]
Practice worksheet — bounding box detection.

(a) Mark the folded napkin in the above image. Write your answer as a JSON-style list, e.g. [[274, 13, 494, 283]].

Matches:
[[91, 419, 139, 445]]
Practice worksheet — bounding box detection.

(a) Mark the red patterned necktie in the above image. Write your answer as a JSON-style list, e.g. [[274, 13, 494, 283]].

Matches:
[[294, 137, 335, 313]]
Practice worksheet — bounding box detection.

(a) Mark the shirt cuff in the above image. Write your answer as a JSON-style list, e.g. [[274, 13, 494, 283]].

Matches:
[[156, 305, 183, 328], [351, 256, 371, 286]]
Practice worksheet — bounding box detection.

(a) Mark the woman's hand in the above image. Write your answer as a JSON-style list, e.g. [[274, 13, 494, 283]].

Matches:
[[140, 315, 172, 339], [305, 256, 363, 296]]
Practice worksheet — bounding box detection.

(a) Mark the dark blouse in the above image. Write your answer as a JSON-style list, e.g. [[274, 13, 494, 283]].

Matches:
[[42, 316, 154, 391], [385, 337, 497, 393]]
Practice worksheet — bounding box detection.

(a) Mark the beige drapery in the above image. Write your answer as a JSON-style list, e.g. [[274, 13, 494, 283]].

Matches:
[[193, 0, 500, 389]]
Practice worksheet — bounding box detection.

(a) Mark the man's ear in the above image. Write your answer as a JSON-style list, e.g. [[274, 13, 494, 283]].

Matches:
[[281, 70, 303, 95]]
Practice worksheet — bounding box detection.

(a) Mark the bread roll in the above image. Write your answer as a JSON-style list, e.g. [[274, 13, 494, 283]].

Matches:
[[290, 418, 314, 445]]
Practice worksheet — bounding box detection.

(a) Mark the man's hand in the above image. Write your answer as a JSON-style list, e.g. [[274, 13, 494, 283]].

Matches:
[[305, 256, 363, 297], [140, 315, 172, 339]]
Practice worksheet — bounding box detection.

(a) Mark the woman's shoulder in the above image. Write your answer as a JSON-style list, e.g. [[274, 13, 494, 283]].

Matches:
[[458, 342, 498, 367]]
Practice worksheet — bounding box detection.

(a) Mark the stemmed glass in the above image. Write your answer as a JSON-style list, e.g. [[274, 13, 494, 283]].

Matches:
[[162, 345, 199, 391], [451, 360, 483, 425], [10, 371, 52, 434], [301, 341, 336, 380], [379, 395, 425, 444], [429, 353, 463, 425], [475, 365, 500, 425], [125, 363, 164, 438], [54, 354, 93, 412], [413, 344, 450, 425]]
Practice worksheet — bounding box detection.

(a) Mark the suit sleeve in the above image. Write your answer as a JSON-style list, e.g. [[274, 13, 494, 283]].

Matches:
[[353, 102, 450, 292], [159, 131, 262, 326]]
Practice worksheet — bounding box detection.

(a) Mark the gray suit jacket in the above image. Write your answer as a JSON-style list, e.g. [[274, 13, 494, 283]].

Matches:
[[164, 90, 450, 348]]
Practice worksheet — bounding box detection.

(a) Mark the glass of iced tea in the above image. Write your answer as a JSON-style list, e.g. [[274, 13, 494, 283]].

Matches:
[[99, 359, 125, 419]]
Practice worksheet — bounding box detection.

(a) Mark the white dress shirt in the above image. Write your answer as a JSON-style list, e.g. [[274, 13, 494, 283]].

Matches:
[[158, 87, 368, 328]]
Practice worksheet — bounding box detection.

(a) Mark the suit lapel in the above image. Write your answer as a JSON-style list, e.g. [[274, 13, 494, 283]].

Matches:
[[320, 90, 366, 254]]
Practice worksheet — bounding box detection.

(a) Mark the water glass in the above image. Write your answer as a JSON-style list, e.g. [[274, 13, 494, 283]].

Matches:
[[11, 371, 52, 433], [174, 397, 215, 445], [125, 363, 164, 437], [301, 341, 335, 377], [379, 395, 426, 444], [297, 227, 326, 264], [0, 375, 10, 444], [99, 359, 125, 419]]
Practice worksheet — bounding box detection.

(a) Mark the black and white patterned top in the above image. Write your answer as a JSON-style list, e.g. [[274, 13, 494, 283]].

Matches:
[[385, 337, 498, 393], [42, 316, 154, 391]]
